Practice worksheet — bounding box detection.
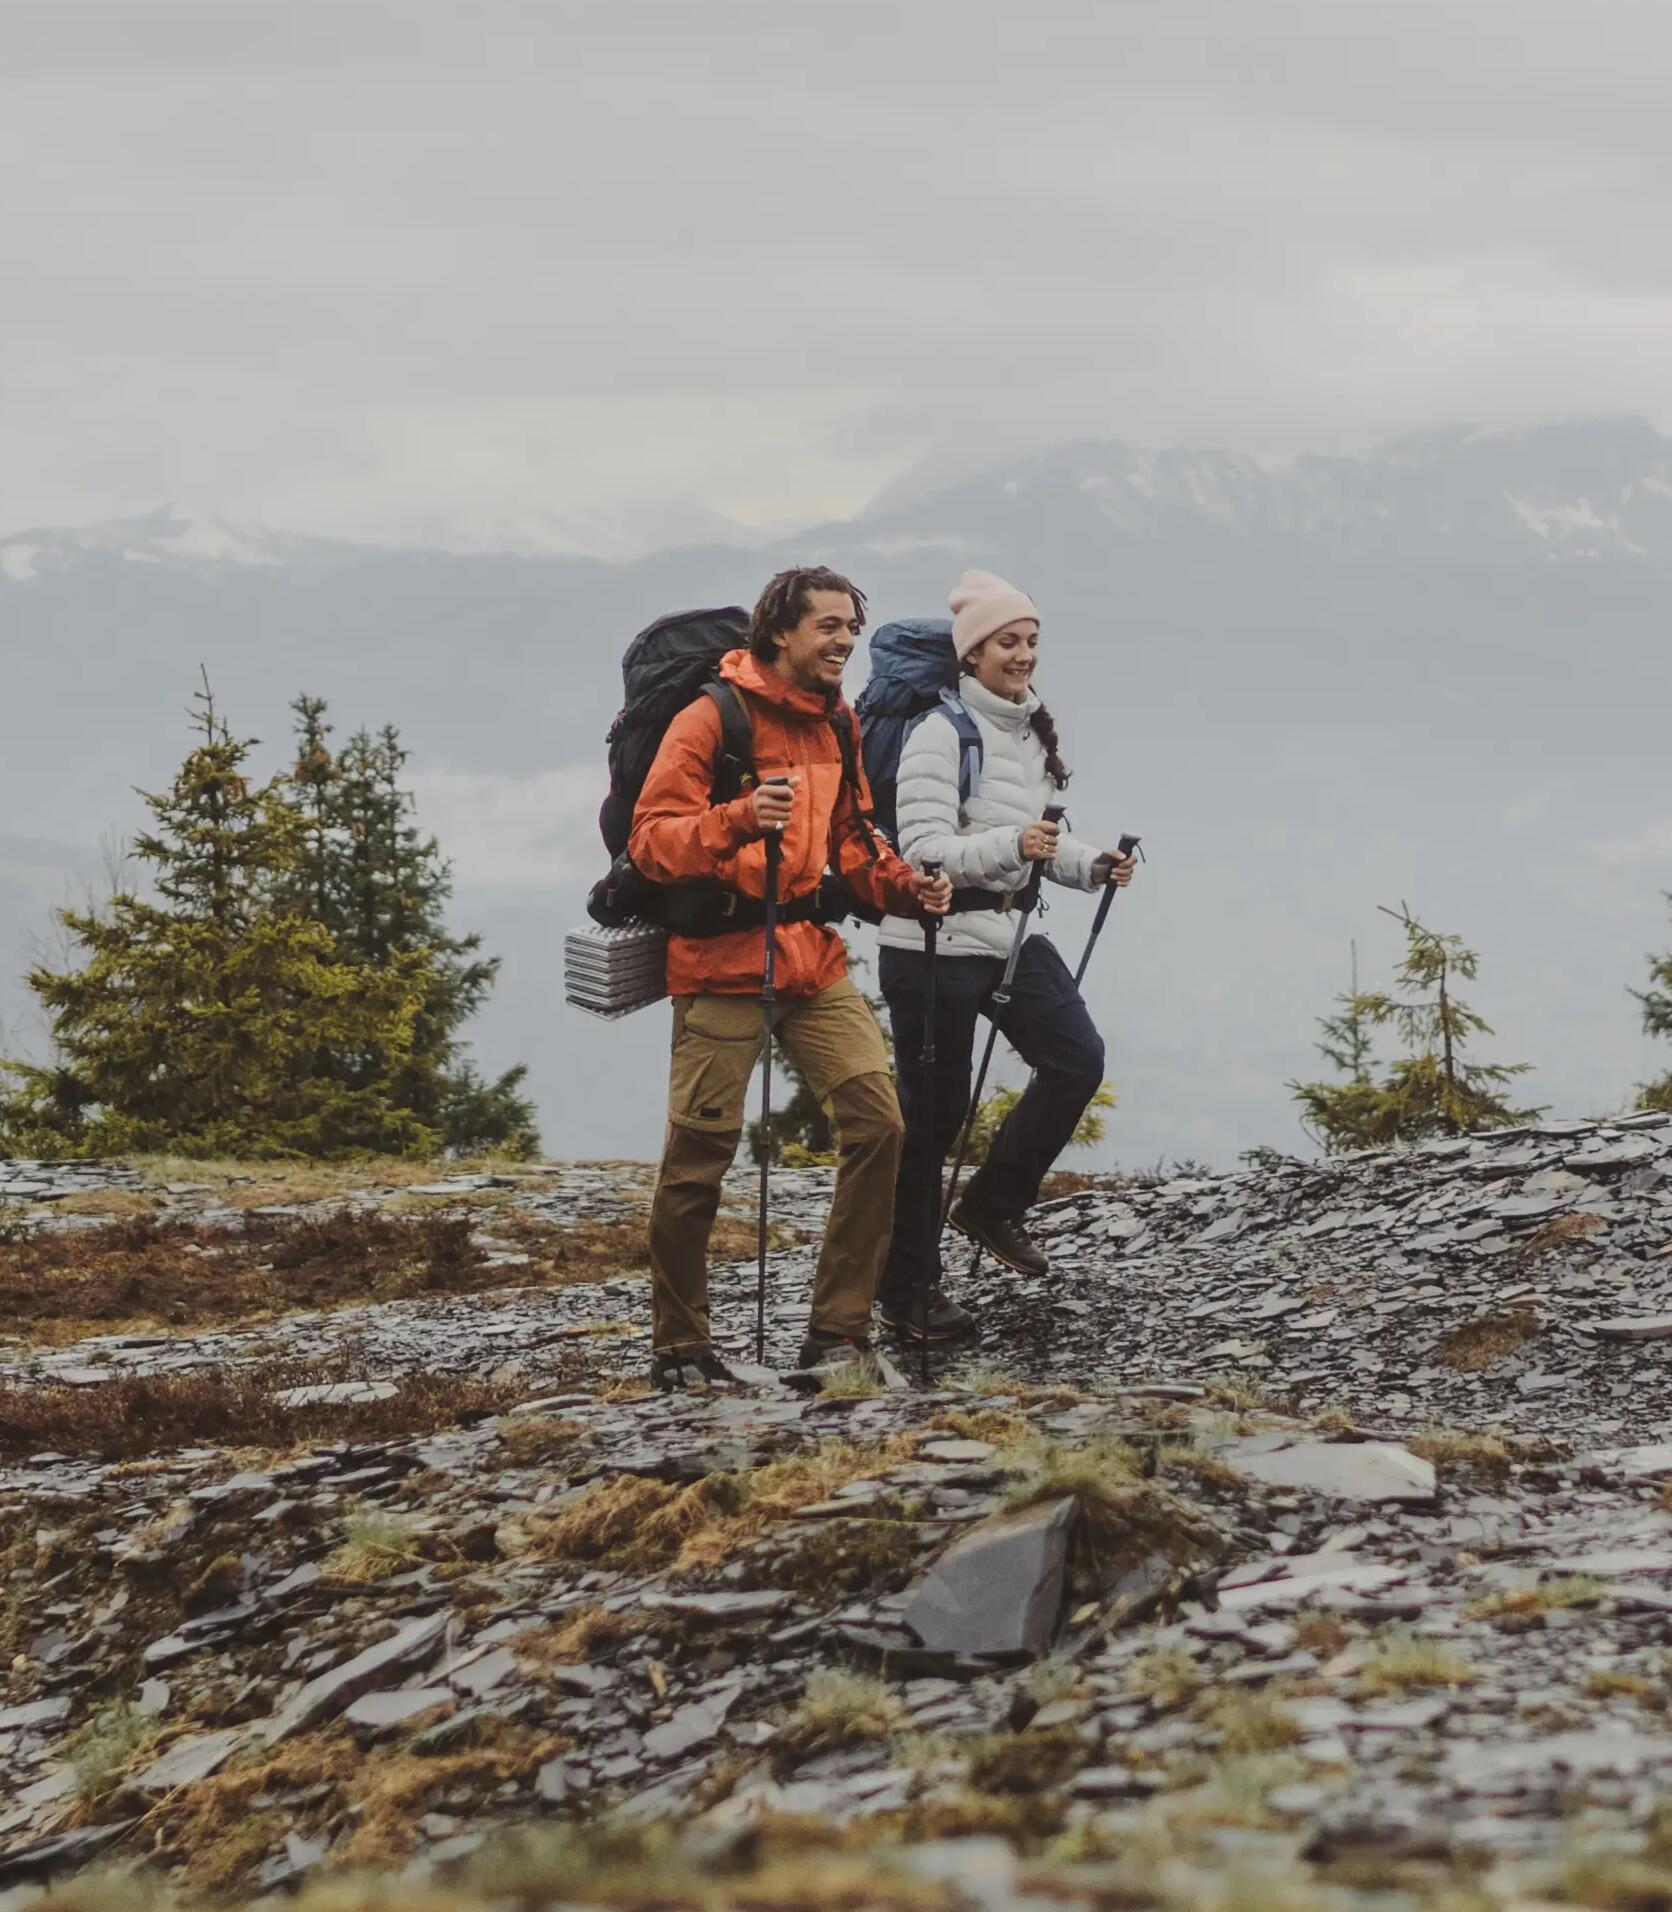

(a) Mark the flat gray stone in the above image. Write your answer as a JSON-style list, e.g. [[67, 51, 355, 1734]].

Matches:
[[638, 1591, 790, 1622], [0, 1697, 71, 1732], [903, 1496, 1074, 1658], [130, 1728, 244, 1793], [262, 1612, 449, 1743], [1225, 1438, 1436, 1505], [343, 1688, 454, 1735], [642, 1682, 742, 1762], [1585, 1444, 1672, 1491], [1595, 1318, 1672, 1342], [272, 1381, 397, 1408]]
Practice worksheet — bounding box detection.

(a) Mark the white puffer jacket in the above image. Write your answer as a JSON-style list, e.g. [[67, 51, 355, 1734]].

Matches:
[[879, 676, 1102, 960]]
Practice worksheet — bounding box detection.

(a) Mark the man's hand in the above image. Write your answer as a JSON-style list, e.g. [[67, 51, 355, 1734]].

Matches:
[[1019, 817, 1061, 862], [750, 775, 798, 835], [910, 869, 954, 916], [1091, 847, 1138, 887]]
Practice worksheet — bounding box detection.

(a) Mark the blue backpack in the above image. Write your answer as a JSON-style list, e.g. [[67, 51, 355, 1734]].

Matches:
[[855, 618, 984, 845]]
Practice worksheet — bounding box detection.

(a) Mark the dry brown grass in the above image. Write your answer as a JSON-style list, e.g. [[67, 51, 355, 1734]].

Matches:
[[48, 1189, 160, 1219], [0, 1200, 670, 1347], [1588, 1671, 1663, 1705], [1519, 1211, 1605, 1261], [1005, 1437, 1221, 1583], [1467, 1576, 1604, 1622], [524, 1437, 920, 1577], [1202, 1690, 1303, 1753], [516, 1603, 647, 1667], [776, 1670, 904, 1764], [1408, 1432, 1515, 1479], [0, 1360, 522, 1459], [1355, 1630, 1475, 1696], [498, 1414, 588, 1465], [1434, 1307, 1543, 1371], [925, 1407, 1034, 1448], [146, 1721, 560, 1890], [1293, 1614, 1351, 1658]]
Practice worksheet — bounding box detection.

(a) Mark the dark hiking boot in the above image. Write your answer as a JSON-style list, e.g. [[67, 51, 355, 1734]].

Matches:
[[793, 1333, 907, 1391], [948, 1197, 1050, 1278], [651, 1348, 746, 1393], [877, 1286, 980, 1345], [795, 1330, 877, 1375]]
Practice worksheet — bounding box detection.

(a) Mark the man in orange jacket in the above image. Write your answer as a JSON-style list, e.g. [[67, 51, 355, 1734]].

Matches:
[[630, 566, 952, 1388]]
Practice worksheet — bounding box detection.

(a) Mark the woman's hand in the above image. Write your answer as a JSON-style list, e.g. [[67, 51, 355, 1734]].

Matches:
[[1091, 848, 1138, 887], [910, 870, 954, 916], [1019, 818, 1061, 862]]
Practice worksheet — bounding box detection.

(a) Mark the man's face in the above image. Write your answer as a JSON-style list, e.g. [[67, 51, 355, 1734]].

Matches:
[[774, 590, 860, 694]]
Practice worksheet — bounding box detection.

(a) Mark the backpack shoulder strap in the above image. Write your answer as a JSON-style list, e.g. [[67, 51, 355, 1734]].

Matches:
[[830, 705, 880, 862], [700, 681, 757, 803], [935, 689, 985, 808]]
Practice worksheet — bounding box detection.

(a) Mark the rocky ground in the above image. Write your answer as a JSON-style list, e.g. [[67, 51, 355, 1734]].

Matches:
[[0, 1117, 1670, 1909]]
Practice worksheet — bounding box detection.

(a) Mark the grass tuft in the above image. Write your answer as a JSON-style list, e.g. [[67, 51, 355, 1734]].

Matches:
[[1355, 1628, 1475, 1696], [69, 1698, 157, 1800], [1126, 1646, 1202, 1709], [324, 1509, 420, 1585], [1434, 1308, 1542, 1371], [1468, 1575, 1604, 1622], [779, 1669, 903, 1762], [1202, 1688, 1303, 1753]]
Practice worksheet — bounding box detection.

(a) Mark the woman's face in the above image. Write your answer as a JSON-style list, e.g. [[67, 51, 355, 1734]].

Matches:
[[966, 619, 1041, 701]]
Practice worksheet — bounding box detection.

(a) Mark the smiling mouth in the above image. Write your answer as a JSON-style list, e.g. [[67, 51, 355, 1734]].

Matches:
[[819, 650, 850, 672]]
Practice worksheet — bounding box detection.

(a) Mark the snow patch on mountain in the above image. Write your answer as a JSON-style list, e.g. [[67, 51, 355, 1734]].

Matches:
[[0, 506, 349, 582]]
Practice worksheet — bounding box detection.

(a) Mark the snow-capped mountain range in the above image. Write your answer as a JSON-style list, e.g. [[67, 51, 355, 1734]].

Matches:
[[3, 418, 1670, 1169], [9, 418, 1672, 584]]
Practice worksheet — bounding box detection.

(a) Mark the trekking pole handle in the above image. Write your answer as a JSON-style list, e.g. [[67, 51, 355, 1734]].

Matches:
[[1017, 802, 1068, 915]]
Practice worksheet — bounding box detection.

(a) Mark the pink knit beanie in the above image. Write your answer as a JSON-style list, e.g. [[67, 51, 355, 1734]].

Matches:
[[949, 569, 1039, 660]]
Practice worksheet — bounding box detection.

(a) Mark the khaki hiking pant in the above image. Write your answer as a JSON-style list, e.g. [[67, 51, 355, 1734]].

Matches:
[[649, 976, 904, 1353]]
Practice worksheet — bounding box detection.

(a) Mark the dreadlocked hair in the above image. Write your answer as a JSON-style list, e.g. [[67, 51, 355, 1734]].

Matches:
[[1032, 702, 1071, 789], [748, 566, 868, 661]]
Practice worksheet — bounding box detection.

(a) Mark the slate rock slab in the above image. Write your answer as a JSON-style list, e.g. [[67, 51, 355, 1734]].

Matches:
[[643, 1682, 742, 1762], [1595, 1318, 1672, 1342], [0, 1823, 135, 1889], [130, 1728, 245, 1793], [1225, 1438, 1437, 1505], [262, 1611, 449, 1743], [903, 1497, 1074, 1658]]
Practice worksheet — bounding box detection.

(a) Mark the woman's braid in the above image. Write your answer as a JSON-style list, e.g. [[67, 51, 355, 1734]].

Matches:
[[1032, 702, 1070, 789]]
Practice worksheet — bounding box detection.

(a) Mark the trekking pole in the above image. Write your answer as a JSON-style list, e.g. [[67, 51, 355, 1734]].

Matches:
[[755, 786, 788, 1364], [941, 803, 1067, 1233], [918, 858, 943, 1385], [1072, 832, 1142, 987]]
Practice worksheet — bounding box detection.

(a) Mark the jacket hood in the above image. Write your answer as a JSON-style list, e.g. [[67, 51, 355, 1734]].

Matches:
[[720, 648, 846, 725]]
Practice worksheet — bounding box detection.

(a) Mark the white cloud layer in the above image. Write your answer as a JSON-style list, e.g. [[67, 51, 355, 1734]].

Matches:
[[405, 764, 601, 893], [9, 0, 1672, 549]]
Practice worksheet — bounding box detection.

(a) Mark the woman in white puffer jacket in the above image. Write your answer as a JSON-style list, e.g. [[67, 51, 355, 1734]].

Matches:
[[875, 570, 1137, 1346]]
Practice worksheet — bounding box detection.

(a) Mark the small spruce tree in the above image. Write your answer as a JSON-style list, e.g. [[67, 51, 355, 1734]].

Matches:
[[0, 681, 435, 1159], [1291, 906, 1542, 1151], [1288, 941, 1391, 1153], [279, 700, 539, 1158], [1634, 895, 1672, 1112]]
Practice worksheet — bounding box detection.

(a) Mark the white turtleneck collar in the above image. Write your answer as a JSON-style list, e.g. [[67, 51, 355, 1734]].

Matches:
[[960, 674, 1041, 731]]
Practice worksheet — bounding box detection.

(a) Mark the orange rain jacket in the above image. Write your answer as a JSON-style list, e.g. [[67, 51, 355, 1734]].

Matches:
[[629, 649, 923, 999]]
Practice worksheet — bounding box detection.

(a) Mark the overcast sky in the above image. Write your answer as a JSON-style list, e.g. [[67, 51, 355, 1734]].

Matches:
[[7, 0, 1672, 554]]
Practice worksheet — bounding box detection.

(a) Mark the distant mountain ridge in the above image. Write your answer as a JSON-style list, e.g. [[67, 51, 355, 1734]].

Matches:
[[830, 418, 1672, 570], [3, 417, 1670, 1169], [9, 417, 1672, 584]]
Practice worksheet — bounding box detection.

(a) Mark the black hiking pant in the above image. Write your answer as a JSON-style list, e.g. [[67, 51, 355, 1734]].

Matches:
[[878, 935, 1105, 1300]]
